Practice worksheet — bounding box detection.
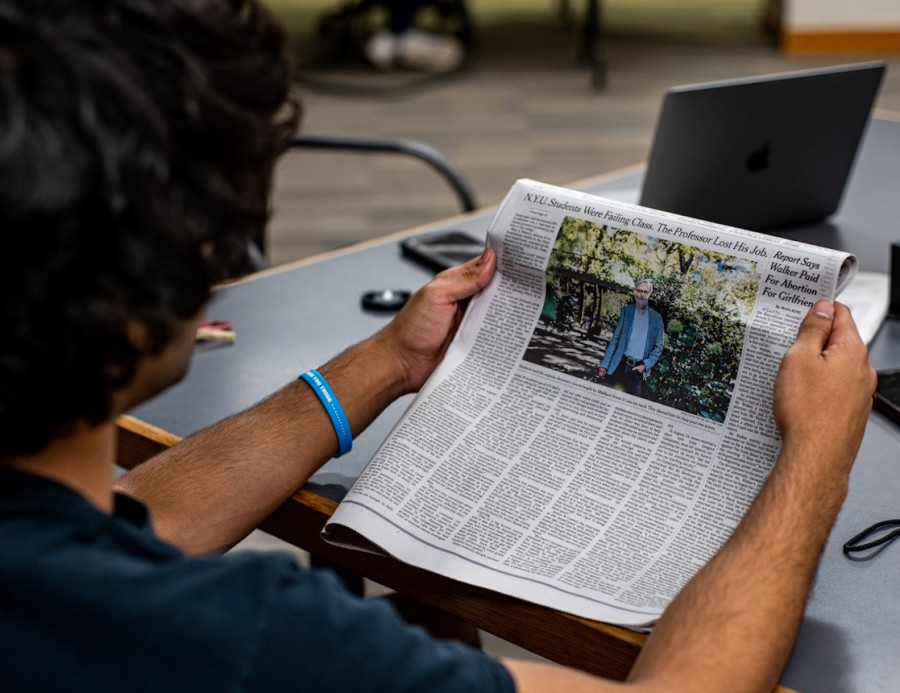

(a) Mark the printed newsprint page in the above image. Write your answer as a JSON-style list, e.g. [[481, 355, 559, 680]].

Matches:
[[323, 179, 857, 628]]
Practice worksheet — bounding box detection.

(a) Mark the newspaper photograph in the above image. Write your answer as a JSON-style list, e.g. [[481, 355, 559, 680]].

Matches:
[[322, 179, 857, 627]]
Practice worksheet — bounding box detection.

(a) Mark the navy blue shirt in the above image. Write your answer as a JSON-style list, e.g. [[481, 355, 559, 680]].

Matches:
[[0, 468, 516, 692]]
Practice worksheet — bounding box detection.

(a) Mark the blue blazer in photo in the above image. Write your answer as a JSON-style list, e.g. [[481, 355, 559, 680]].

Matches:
[[600, 303, 664, 378]]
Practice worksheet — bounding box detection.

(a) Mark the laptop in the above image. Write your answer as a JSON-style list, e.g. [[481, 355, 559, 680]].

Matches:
[[638, 62, 885, 230]]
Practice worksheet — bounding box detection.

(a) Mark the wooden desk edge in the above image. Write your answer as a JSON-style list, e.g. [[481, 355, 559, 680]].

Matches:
[[116, 416, 800, 692]]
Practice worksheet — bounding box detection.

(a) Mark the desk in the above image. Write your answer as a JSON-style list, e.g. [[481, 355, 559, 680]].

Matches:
[[119, 117, 900, 691]]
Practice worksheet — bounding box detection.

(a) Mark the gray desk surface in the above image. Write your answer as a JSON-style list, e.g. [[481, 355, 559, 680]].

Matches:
[[130, 117, 900, 692]]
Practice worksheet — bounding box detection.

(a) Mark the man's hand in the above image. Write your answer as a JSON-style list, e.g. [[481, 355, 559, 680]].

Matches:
[[774, 300, 875, 473], [376, 248, 497, 393], [616, 300, 875, 693], [597, 367, 607, 378]]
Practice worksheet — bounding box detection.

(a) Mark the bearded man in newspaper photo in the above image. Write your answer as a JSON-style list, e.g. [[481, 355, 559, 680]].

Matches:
[[597, 280, 665, 397]]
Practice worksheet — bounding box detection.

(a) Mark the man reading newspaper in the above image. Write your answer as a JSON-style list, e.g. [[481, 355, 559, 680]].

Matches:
[[0, 1, 875, 692]]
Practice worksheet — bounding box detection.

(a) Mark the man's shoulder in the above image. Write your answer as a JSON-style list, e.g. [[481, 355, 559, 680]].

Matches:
[[0, 506, 307, 689], [2, 521, 513, 691]]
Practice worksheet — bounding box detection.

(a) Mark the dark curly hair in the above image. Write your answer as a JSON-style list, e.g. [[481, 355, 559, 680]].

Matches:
[[0, 0, 300, 453]]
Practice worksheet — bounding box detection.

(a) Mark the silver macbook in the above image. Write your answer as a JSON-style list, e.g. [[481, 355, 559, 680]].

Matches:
[[638, 62, 885, 230]]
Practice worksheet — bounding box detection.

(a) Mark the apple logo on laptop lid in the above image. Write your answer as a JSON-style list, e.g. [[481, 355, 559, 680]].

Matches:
[[746, 142, 771, 174]]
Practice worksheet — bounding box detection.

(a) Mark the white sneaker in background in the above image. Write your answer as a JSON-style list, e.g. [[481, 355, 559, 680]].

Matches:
[[364, 29, 400, 70], [396, 29, 465, 73]]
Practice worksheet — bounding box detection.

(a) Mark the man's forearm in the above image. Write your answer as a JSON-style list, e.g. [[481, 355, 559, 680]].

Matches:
[[116, 330, 405, 554], [507, 444, 852, 693], [626, 443, 849, 692], [116, 249, 498, 554]]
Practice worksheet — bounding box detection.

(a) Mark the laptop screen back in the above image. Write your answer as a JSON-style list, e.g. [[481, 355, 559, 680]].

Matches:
[[638, 62, 885, 230]]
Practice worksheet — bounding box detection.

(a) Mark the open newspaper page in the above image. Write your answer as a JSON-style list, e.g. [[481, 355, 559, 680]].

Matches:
[[323, 179, 857, 628]]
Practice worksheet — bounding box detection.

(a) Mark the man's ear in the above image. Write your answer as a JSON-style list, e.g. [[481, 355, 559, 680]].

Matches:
[[115, 313, 203, 415], [124, 319, 150, 351], [109, 321, 149, 417]]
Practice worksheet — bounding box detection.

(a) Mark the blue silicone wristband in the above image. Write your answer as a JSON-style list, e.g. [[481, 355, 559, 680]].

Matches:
[[299, 369, 352, 457]]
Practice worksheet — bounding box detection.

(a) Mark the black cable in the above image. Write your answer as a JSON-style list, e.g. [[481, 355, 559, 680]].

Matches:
[[842, 519, 900, 555]]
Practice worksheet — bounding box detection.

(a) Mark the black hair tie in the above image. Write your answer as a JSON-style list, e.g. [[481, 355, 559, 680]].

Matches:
[[843, 519, 900, 556]]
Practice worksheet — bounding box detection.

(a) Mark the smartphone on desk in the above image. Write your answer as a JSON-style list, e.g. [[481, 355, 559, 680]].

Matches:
[[874, 368, 900, 426], [401, 229, 484, 272]]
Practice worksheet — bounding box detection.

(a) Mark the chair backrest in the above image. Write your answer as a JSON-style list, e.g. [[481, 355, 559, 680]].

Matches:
[[242, 132, 477, 272]]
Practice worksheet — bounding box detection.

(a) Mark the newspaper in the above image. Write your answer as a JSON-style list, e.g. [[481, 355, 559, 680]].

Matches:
[[322, 179, 857, 628]]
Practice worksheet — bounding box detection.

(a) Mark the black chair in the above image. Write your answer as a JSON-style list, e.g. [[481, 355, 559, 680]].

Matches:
[[245, 132, 478, 271], [290, 133, 477, 212], [556, 0, 607, 89]]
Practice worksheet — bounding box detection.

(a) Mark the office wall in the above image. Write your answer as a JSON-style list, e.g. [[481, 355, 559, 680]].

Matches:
[[779, 0, 900, 53]]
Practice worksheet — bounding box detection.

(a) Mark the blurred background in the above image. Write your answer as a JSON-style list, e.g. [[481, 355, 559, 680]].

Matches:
[[261, 0, 900, 266]]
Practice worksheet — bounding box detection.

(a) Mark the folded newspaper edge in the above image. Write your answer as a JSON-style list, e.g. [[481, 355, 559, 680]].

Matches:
[[322, 179, 858, 628]]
